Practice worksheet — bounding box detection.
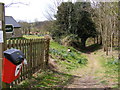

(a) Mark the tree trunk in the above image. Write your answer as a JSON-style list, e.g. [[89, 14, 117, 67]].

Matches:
[[100, 35, 102, 45], [97, 36, 99, 44], [81, 38, 87, 48], [94, 37, 95, 44]]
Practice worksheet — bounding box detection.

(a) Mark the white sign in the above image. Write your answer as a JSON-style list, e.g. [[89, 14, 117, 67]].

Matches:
[[0, 31, 3, 43], [15, 63, 22, 76], [0, 21, 2, 29]]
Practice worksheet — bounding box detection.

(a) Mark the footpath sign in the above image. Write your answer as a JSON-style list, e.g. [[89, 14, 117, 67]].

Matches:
[[0, 31, 3, 43]]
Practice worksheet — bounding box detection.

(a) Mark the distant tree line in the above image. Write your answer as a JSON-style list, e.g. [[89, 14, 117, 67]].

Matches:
[[19, 21, 51, 35]]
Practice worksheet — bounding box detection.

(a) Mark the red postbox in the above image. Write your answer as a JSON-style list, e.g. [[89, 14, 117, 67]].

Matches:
[[2, 49, 25, 83]]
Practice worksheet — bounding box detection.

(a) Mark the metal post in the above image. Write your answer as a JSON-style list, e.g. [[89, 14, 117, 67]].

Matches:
[[0, 3, 8, 89]]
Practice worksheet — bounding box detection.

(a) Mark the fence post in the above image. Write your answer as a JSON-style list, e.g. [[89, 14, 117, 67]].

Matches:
[[0, 3, 9, 89], [45, 38, 50, 66]]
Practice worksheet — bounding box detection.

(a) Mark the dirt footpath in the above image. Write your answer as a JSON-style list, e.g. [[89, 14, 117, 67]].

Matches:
[[64, 51, 118, 89]]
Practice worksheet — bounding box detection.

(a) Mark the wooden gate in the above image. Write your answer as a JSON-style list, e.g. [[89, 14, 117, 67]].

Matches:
[[6, 38, 50, 87]]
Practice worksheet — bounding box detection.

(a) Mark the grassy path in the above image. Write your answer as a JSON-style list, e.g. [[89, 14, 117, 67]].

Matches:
[[64, 50, 118, 88]]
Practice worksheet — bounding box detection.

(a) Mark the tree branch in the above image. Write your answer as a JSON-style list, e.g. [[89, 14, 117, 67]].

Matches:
[[5, 2, 29, 8]]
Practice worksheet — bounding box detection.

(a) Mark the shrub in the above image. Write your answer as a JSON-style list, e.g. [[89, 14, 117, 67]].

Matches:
[[77, 58, 88, 64]]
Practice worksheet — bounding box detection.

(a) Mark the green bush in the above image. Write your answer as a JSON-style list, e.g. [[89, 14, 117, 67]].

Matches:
[[77, 58, 88, 64]]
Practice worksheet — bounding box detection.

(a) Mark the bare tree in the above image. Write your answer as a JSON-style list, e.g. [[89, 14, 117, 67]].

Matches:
[[5, 2, 29, 8], [43, 0, 64, 21], [1, 0, 29, 8], [91, 1, 118, 55]]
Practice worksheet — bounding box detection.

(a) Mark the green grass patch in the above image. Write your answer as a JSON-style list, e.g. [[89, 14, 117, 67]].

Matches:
[[7, 35, 44, 40], [113, 46, 120, 50], [50, 41, 88, 72], [7, 37, 25, 40], [100, 80, 108, 85], [104, 57, 118, 74], [13, 70, 72, 88], [99, 56, 118, 88], [23, 35, 44, 39], [112, 84, 119, 89]]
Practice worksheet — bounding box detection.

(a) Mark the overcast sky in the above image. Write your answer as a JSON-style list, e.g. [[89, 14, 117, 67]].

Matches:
[[0, 0, 69, 22], [0, 0, 117, 22]]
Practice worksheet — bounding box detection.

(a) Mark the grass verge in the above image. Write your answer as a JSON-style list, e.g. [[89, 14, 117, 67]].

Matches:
[[98, 55, 118, 88]]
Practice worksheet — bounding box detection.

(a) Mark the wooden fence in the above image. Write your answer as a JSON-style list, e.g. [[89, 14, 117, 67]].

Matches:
[[6, 38, 50, 87]]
